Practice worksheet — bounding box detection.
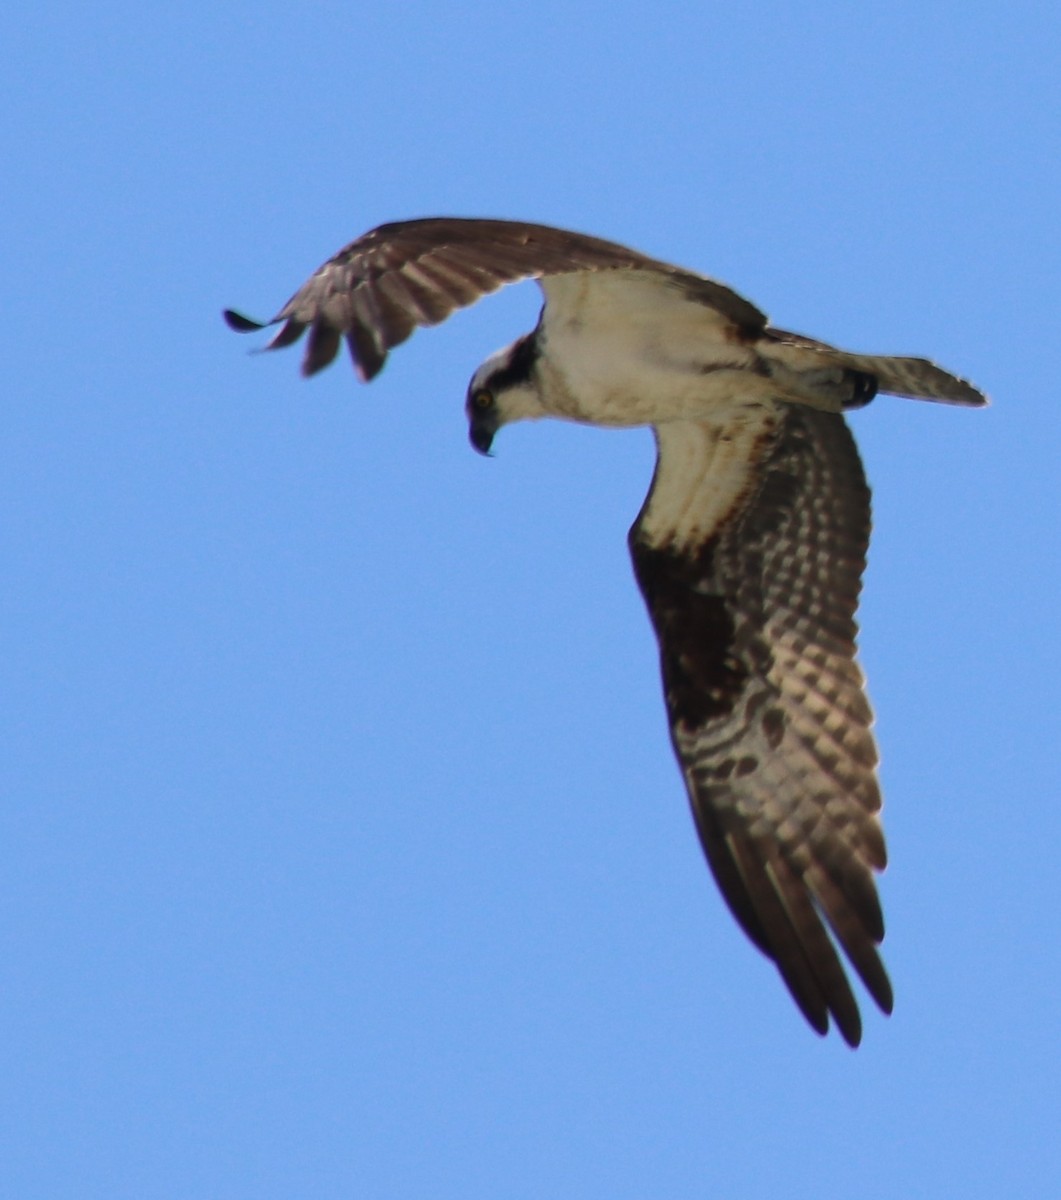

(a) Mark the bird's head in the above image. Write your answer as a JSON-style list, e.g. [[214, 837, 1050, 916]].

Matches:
[[465, 333, 545, 455]]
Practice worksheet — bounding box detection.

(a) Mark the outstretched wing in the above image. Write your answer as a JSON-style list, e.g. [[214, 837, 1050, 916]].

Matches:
[[224, 217, 766, 381], [629, 404, 890, 1046]]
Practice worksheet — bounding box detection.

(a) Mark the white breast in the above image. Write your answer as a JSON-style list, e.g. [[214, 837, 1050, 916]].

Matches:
[[538, 272, 774, 426]]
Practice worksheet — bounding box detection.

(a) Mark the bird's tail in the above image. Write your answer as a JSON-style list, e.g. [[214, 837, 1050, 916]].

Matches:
[[830, 351, 986, 406], [763, 328, 987, 406]]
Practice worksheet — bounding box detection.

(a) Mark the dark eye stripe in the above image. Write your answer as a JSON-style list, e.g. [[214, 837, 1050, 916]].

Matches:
[[485, 332, 540, 393]]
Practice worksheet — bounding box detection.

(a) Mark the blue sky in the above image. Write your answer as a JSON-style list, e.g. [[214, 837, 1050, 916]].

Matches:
[[4, 3, 1059, 1196]]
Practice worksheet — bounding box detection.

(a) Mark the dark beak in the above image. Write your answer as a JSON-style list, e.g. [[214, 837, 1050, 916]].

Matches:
[[468, 413, 497, 456]]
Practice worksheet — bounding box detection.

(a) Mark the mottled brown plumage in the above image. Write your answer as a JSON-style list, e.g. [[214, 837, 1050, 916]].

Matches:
[[631, 408, 888, 1044]]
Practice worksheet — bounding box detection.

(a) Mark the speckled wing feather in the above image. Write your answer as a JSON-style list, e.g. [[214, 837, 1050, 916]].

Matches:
[[223, 217, 766, 380], [629, 405, 890, 1046]]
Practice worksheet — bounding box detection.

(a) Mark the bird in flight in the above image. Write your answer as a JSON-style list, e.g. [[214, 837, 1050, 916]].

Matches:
[[225, 217, 985, 1045]]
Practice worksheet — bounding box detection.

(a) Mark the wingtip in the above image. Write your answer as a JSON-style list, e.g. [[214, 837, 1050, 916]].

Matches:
[[838, 1016, 863, 1049], [223, 308, 267, 333]]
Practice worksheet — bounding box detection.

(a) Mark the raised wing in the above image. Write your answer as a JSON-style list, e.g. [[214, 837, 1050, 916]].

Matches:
[[223, 217, 766, 381], [629, 405, 890, 1046]]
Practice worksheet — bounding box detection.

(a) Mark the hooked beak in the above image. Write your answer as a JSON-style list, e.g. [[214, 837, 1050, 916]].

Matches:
[[468, 412, 497, 456]]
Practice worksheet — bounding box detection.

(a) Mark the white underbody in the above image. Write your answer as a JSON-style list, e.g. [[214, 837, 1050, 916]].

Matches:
[[532, 273, 795, 550], [470, 271, 862, 555], [540, 273, 772, 424]]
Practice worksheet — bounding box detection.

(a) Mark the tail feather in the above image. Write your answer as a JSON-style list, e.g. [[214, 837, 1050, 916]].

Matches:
[[763, 327, 987, 407], [836, 352, 986, 406]]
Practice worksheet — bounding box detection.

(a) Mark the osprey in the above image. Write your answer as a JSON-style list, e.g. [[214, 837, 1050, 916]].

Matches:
[[225, 217, 985, 1045]]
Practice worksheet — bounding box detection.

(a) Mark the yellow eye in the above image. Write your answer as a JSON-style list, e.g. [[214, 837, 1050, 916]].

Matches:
[[472, 388, 494, 410]]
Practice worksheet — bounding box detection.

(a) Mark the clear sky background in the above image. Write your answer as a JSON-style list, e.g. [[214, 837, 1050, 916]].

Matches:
[[4, 3, 1059, 1197]]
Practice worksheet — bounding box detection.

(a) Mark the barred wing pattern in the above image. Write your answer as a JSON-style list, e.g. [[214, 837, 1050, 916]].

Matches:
[[630, 406, 890, 1045], [223, 217, 766, 380]]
